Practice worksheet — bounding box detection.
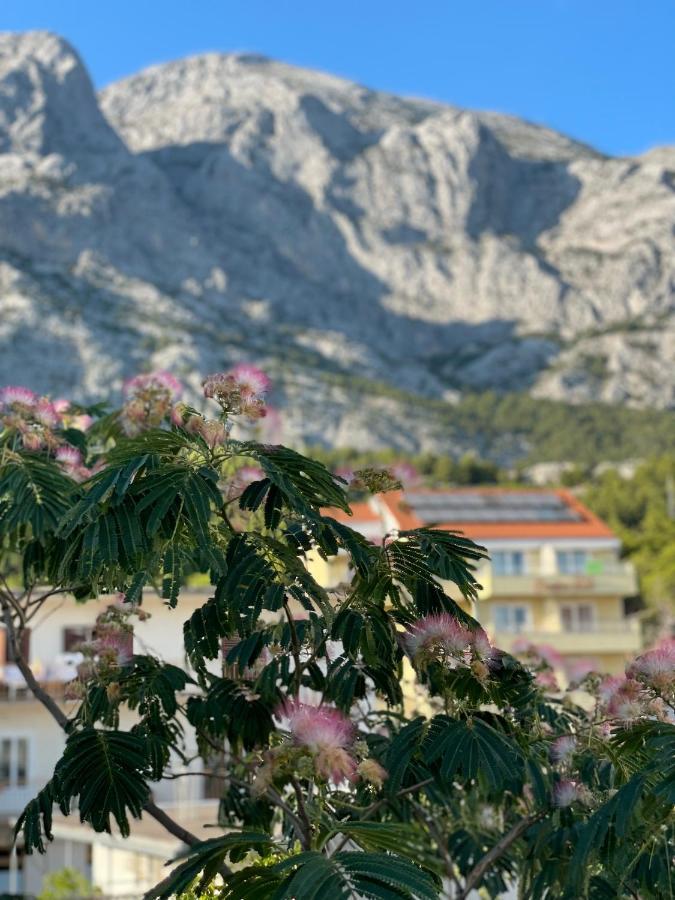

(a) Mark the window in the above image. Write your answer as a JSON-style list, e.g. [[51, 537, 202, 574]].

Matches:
[[561, 604, 595, 633], [492, 551, 525, 576], [63, 626, 94, 652], [0, 737, 28, 789], [493, 605, 530, 634], [556, 550, 588, 575]]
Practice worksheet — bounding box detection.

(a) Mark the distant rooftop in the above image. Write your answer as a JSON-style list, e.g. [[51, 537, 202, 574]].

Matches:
[[404, 490, 582, 525], [379, 488, 616, 541]]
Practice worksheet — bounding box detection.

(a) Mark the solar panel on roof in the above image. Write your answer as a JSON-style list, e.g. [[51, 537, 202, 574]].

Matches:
[[404, 491, 582, 524]]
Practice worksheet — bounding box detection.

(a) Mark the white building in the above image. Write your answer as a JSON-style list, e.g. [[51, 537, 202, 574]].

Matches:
[[0, 590, 219, 897]]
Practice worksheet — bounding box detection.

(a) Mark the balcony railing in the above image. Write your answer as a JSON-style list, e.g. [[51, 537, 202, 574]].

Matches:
[[0, 677, 72, 703], [490, 620, 642, 655], [479, 562, 638, 598]]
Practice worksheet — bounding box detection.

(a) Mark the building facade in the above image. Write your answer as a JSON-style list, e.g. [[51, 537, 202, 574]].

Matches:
[[313, 488, 641, 676], [0, 591, 219, 897]]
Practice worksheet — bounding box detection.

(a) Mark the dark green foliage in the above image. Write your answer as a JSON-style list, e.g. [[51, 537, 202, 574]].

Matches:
[[0, 454, 74, 541], [221, 851, 440, 900], [145, 832, 273, 899], [3, 383, 672, 900], [17, 729, 152, 853], [187, 676, 276, 750], [423, 716, 524, 792]]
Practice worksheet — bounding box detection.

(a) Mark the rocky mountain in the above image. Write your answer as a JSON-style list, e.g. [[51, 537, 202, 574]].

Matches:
[[1, 31, 674, 457]]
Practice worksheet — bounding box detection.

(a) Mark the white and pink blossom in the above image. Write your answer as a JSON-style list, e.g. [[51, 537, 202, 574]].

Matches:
[[202, 365, 270, 420], [404, 614, 474, 660], [34, 398, 61, 428], [550, 735, 577, 764], [55, 445, 83, 469], [553, 779, 591, 808], [122, 371, 182, 400], [0, 386, 37, 408], [229, 363, 271, 396], [277, 700, 357, 783], [627, 642, 675, 692]]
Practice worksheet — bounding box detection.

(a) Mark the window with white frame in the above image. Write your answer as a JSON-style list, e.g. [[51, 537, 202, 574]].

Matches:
[[560, 604, 595, 633], [0, 736, 28, 789], [491, 550, 525, 576], [492, 605, 530, 634], [556, 549, 588, 575]]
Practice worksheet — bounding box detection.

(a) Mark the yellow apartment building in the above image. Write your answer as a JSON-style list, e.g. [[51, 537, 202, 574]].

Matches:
[[311, 488, 641, 676]]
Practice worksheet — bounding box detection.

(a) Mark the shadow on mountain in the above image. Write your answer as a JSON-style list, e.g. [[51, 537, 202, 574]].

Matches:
[[467, 133, 582, 248]]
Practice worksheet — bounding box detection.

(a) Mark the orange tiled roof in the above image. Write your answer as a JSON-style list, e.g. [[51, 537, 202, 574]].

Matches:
[[379, 488, 615, 540], [321, 501, 381, 525]]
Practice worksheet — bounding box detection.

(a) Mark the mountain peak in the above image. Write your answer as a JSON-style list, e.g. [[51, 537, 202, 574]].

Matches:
[[0, 30, 122, 159], [0, 31, 674, 455]]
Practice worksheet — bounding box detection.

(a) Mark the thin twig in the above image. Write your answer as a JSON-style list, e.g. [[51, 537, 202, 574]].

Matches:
[[1, 607, 225, 861], [458, 812, 546, 900], [290, 776, 313, 850], [283, 599, 304, 695]]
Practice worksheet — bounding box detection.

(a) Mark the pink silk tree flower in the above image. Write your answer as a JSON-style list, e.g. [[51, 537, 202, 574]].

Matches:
[[0, 385, 37, 408], [627, 643, 675, 692], [277, 700, 357, 784], [404, 614, 474, 661], [550, 735, 577, 764], [553, 779, 590, 808]]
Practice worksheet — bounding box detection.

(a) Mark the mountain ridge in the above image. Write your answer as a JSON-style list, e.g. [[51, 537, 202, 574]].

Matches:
[[0, 30, 674, 459]]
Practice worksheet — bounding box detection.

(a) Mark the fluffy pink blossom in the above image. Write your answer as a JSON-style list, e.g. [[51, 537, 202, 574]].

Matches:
[[202, 365, 270, 420], [236, 465, 265, 485], [404, 614, 474, 660], [0, 386, 37, 408], [550, 735, 577, 764], [96, 628, 133, 666], [170, 403, 188, 427], [21, 428, 47, 451], [598, 674, 625, 704], [122, 371, 182, 400], [535, 670, 560, 691], [55, 445, 83, 469], [281, 700, 354, 750], [472, 627, 494, 659], [53, 400, 93, 431], [553, 780, 590, 808], [565, 658, 598, 683], [193, 418, 228, 449], [357, 758, 388, 788], [71, 414, 93, 431], [229, 363, 271, 396], [627, 643, 675, 692], [605, 678, 644, 721], [512, 640, 564, 669], [34, 398, 61, 428], [278, 700, 357, 783]]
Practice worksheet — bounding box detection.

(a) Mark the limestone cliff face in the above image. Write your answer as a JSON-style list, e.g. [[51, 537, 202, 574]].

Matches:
[[1, 32, 674, 454]]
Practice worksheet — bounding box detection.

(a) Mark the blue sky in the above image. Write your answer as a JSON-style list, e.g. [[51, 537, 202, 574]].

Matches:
[[2, 0, 673, 156]]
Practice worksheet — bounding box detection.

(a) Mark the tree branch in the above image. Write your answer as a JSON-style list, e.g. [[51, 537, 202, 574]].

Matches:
[[290, 776, 313, 851], [283, 599, 304, 695], [458, 811, 546, 899], [1, 606, 219, 856]]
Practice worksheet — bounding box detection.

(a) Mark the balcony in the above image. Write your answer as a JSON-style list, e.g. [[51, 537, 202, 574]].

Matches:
[[0, 676, 72, 703], [479, 562, 638, 599], [491, 619, 642, 656]]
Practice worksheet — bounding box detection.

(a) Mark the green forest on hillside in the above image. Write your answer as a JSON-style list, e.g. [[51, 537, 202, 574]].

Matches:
[[319, 379, 675, 466]]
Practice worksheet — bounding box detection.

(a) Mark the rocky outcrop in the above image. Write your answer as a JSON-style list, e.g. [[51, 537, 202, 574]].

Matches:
[[0, 31, 674, 454]]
